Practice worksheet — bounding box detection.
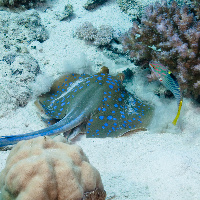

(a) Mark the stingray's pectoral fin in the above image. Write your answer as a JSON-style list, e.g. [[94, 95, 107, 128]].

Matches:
[[86, 90, 154, 138]]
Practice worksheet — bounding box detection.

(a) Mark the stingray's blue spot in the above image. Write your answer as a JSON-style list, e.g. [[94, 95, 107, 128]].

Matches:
[[79, 86, 83, 89], [110, 82, 115, 85], [54, 106, 57, 109], [67, 102, 70, 104], [74, 76, 76, 78], [55, 94, 58, 96], [122, 124, 126, 127], [118, 98, 122, 101], [107, 78, 112, 81], [96, 129, 99, 133], [114, 104, 118, 108], [104, 123, 108, 127], [120, 111, 124, 114], [106, 81, 110, 83], [99, 116, 104, 120], [51, 111, 55, 113], [99, 83, 102, 85], [56, 101, 59, 103], [69, 82, 73, 85], [143, 104, 146, 106], [97, 77, 102, 80], [102, 108, 106, 111], [121, 115, 125, 118], [65, 84, 67, 86], [138, 119, 142, 123], [128, 120, 132, 122], [108, 96, 111, 98], [109, 85, 113, 89], [87, 131, 89, 134], [66, 95, 70, 98], [121, 94, 124, 97], [107, 104, 109, 107], [65, 79, 67, 81], [72, 74, 74, 76], [61, 99, 65, 103], [107, 115, 113, 120], [114, 79, 118, 82], [112, 127, 115, 131], [112, 111, 115, 113], [50, 97, 54, 99], [109, 91, 111, 94], [98, 107, 101, 111], [88, 123, 91, 126], [74, 89, 77, 92], [148, 107, 151, 109], [114, 123, 117, 126], [62, 83, 65, 86], [104, 92, 107, 94], [94, 74, 98, 76], [129, 125, 131, 129], [103, 98, 107, 101], [138, 106, 140, 108], [142, 113, 144, 116], [133, 118, 136, 120], [62, 89, 65, 92], [101, 73, 105, 76], [102, 126, 105, 129], [89, 119, 93, 122], [86, 80, 90, 83], [58, 86, 60, 88], [124, 121, 127, 123], [97, 133, 99, 135], [61, 103, 65, 106], [58, 113, 61, 115], [138, 116, 141, 118], [113, 118, 117, 120], [60, 108, 63, 111], [87, 84, 90, 86]]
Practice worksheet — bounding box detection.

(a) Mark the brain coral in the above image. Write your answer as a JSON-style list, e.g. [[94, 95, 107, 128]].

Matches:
[[0, 136, 106, 200]]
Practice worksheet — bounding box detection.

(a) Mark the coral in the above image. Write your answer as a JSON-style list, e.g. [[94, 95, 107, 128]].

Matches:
[[83, 0, 108, 10], [117, 0, 193, 20], [75, 22, 114, 46], [0, 0, 46, 8], [122, 0, 200, 101], [0, 10, 48, 53], [0, 136, 106, 200], [0, 53, 40, 117]]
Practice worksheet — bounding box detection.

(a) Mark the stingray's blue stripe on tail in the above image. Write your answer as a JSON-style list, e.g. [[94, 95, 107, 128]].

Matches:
[[0, 111, 85, 147]]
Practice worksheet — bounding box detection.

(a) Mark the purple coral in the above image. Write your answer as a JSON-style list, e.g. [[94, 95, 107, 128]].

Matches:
[[122, 1, 200, 101]]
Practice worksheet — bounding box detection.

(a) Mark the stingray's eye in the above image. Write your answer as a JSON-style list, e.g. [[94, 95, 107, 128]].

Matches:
[[159, 78, 162, 82]]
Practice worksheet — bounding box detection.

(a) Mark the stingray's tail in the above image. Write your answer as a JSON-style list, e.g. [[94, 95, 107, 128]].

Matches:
[[0, 112, 85, 148]]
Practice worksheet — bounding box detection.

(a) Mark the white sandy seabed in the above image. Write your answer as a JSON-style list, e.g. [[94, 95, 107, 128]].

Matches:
[[1, 0, 200, 199]]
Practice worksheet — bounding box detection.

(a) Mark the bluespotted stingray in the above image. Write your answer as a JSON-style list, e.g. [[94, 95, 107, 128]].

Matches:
[[0, 67, 154, 147]]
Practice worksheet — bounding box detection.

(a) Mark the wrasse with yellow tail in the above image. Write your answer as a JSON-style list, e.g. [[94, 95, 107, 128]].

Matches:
[[149, 61, 183, 125]]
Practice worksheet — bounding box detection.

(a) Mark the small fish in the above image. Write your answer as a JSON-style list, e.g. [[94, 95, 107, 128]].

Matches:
[[149, 61, 183, 125], [0, 67, 154, 148]]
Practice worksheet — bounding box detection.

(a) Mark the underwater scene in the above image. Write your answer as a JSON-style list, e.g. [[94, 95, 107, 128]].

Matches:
[[0, 0, 200, 199]]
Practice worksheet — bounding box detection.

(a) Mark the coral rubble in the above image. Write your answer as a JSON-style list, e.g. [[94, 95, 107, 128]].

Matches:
[[122, 0, 200, 101], [0, 136, 106, 200], [0, 0, 46, 8], [83, 0, 108, 10]]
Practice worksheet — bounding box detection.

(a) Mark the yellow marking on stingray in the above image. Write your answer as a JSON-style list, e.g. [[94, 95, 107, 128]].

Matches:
[[172, 100, 183, 125], [168, 71, 171, 74]]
